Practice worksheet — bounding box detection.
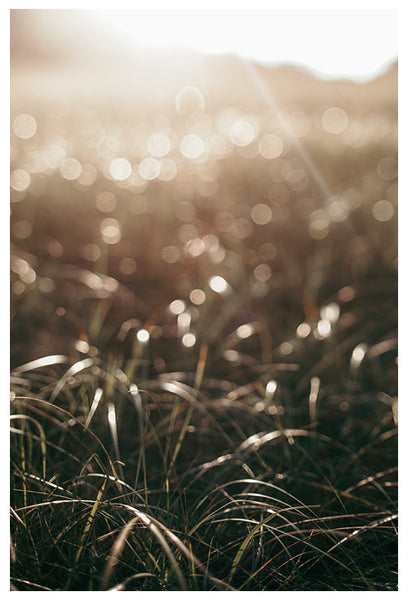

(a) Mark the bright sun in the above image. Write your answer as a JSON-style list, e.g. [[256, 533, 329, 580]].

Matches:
[[94, 9, 397, 80]]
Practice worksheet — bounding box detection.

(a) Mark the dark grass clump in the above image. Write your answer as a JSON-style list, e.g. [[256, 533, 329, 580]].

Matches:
[[10, 271, 397, 590]]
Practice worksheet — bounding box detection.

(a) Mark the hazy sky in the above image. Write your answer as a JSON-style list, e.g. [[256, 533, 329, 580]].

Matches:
[[94, 8, 397, 80]]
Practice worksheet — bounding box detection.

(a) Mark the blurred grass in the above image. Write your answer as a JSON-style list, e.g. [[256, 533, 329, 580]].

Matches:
[[10, 51, 397, 590]]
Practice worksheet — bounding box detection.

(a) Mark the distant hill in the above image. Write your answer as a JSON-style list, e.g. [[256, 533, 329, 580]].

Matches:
[[10, 9, 397, 115]]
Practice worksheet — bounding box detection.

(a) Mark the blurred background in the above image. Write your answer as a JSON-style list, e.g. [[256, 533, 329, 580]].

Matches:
[[10, 8, 397, 373]]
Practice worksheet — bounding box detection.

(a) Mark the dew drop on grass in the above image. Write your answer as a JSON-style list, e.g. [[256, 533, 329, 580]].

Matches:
[[182, 332, 196, 347], [279, 341, 293, 355], [320, 302, 340, 323], [190, 289, 206, 305], [38, 277, 55, 293], [209, 275, 229, 294], [236, 323, 254, 339], [337, 286, 355, 303], [266, 380, 277, 398], [137, 329, 150, 343], [296, 322, 311, 338], [316, 319, 331, 338], [351, 343, 368, 367], [169, 299, 186, 315], [75, 340, 90, 354]]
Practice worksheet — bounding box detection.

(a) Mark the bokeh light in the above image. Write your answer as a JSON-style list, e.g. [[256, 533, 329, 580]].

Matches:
[[296, 322, 311, 338], [158, 157, 178, 181], [136, 329, 150, 343], [175, 86, 205, 114], [96, 191, 117, 213], [138, 157, 161, 180], [169, 299, 186, 315], [100, 218, 122, 245], [147, 133, 171, 157], [351, 343, 368, 368], [83, 244, 101, 262], [321, 106, 349, 134], [180, 134, 205, 159], [372, 200, 394, 222], [60, 158, 82, 181], [228, 118, 257, 147], [109, 157, 132, 181], [209, 275, 229, 294], [250, 203, 273, 225], [182, 332, 196, 347], [11, 169, 31, 192], [258, 133, 283, 159], [189, 289, 206, 305], [161, 245, 181, 264], [377, 157, 397, 181], [13, 114, 37, 139], [236, 323, 254, 339]]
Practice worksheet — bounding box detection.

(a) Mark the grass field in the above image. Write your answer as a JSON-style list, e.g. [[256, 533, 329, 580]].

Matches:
[[10, 30, 397, 590]]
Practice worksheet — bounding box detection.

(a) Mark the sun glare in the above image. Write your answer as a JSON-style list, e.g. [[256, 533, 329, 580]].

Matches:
[[94, 9, 397, 80]]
